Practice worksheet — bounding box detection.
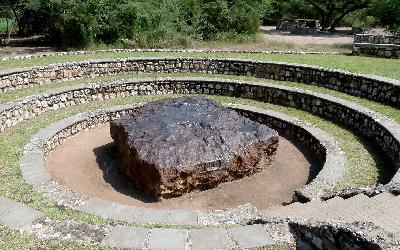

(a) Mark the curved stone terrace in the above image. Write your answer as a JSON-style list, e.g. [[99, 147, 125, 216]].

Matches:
[[0, 52, 399, 249]]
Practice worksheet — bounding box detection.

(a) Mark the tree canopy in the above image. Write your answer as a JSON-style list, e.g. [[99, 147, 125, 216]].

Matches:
[[1, 0, 399, 48], [368, 0, 400, 35], [272, 0, 370, 30], [1, 0, 268, 47]]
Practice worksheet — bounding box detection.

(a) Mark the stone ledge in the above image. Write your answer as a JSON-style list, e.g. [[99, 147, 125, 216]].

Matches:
[[228, 224, 274, 249], [102, 224, 277, 249], [321, 183, 400, 200], [3, 77, 397, 184], [353, 35, 400, 58], [0, 48, 345, 62], [354, 43, 400, 48], [21, 103, 344, 225], [0, 57, 398, 107], [0, 196, 281, 249], [0, 196, 45, 230]]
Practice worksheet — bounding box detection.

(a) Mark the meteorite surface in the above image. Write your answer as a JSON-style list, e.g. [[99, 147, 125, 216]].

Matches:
[[110, 96, 279, 199]]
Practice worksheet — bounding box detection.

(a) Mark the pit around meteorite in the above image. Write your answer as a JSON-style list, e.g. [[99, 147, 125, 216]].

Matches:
[[110, 97, 279, 199]]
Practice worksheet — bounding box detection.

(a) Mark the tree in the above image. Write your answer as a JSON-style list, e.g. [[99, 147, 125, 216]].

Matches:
[[368, 0, 400, 35], [273, 0, 370, 31], [304, 0, 370, 30], [0, 0, 27, 35]]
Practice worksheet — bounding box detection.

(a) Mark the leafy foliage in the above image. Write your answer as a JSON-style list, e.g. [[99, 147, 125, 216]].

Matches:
[[368, 0, 400, 35], [272, 0, 370, 30], [0, 0, 265, 48]]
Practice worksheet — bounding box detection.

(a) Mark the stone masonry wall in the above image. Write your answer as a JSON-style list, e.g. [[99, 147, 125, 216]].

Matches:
[[236, 109, 326, 165], [2, 78, 399, 183], [0, 58, 399, 107], [34, 105, 340, 201], [354, 34, 400, 45], [290, 221, 383, 249], [353, 34, 400, 58]]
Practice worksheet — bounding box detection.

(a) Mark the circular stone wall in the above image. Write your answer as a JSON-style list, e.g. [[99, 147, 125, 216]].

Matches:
[[6, 77, 398, 184], [0, 55, 398, 248], [45, 123, 312, 210], [21, 103, 346, 225], [0, 58, 399, 107]]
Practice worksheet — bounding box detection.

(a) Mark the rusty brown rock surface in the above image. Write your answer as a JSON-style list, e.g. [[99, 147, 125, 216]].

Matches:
[[110, 97, 279, 199]]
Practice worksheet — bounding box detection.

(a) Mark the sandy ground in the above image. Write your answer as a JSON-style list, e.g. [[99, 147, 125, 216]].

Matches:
[[45, 124, 318, 211], [0, 46, 56, 57], [0, 26, 358, 57], [259, 26, 353, 45]]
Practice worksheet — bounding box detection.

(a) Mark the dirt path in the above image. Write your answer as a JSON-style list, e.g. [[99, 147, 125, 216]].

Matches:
[[260, 26, 353, 45], [0, 26, 357, 58], [45, 124, 318, 211]]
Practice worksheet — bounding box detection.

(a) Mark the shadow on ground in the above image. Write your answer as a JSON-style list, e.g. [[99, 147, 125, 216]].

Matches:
[[93, 143, 157, 203]]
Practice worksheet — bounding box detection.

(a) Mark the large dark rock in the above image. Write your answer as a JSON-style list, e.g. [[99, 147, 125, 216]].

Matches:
[[110, 97, 279, 200]]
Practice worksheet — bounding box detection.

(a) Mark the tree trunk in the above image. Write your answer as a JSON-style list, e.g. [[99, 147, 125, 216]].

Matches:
[[11, 6, 22, 36], [329, 3, 369, 31]]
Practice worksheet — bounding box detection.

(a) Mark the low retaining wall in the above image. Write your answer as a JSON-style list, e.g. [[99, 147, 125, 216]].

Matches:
[[234, 106, 346, 201], [0, 48, 344, 62], [3, 78, 400, 184], [21, 104, 344, 225], [235, 107, 346, 201], [353, 34, 400, 58], [354, 34, 400, 45], [290, 220, 386, 249], [0, 57, 399, 107]]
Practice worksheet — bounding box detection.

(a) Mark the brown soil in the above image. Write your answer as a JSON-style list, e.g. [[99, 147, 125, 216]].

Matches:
[[45, 123, 318, 211], [259, 26, 354, 45]]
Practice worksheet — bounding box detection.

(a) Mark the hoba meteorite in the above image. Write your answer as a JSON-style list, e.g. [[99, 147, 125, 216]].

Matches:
[[110, 97, 279, 200]]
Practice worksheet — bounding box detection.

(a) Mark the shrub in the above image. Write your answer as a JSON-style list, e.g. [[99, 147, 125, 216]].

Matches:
[[368, 0, 400, 35], [230, 0, 262, 34], [6, 0, 265, 48]]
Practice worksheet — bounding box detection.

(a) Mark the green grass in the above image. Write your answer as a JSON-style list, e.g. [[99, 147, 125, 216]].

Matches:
[[1, 73, 399, 124], [0, 52, 399, 80]]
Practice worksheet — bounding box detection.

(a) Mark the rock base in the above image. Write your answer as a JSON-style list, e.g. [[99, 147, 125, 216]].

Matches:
[[110, 97, 279, 199]]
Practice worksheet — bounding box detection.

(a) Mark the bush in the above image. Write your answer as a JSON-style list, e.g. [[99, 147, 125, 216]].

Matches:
[[230, 1, 262, 34], [368, 0, 400, 35], [7, 0, 265, 48], [200, 0, 231, 39], [106, 0, 199, 48]]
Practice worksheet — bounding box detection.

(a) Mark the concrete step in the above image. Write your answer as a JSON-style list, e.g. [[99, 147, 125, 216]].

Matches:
[[329, 193, 400, 234], [103, 224, 277, 250], [301, 197, 347, 221], [263, 202, 304, 218], [370, 192, 395, 204], [0, 196, 45, 230], [358, 193, 400, 234], [334, 194, 373, 219], [267, 200, 326, 220], [314, 197, 352, 221]]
